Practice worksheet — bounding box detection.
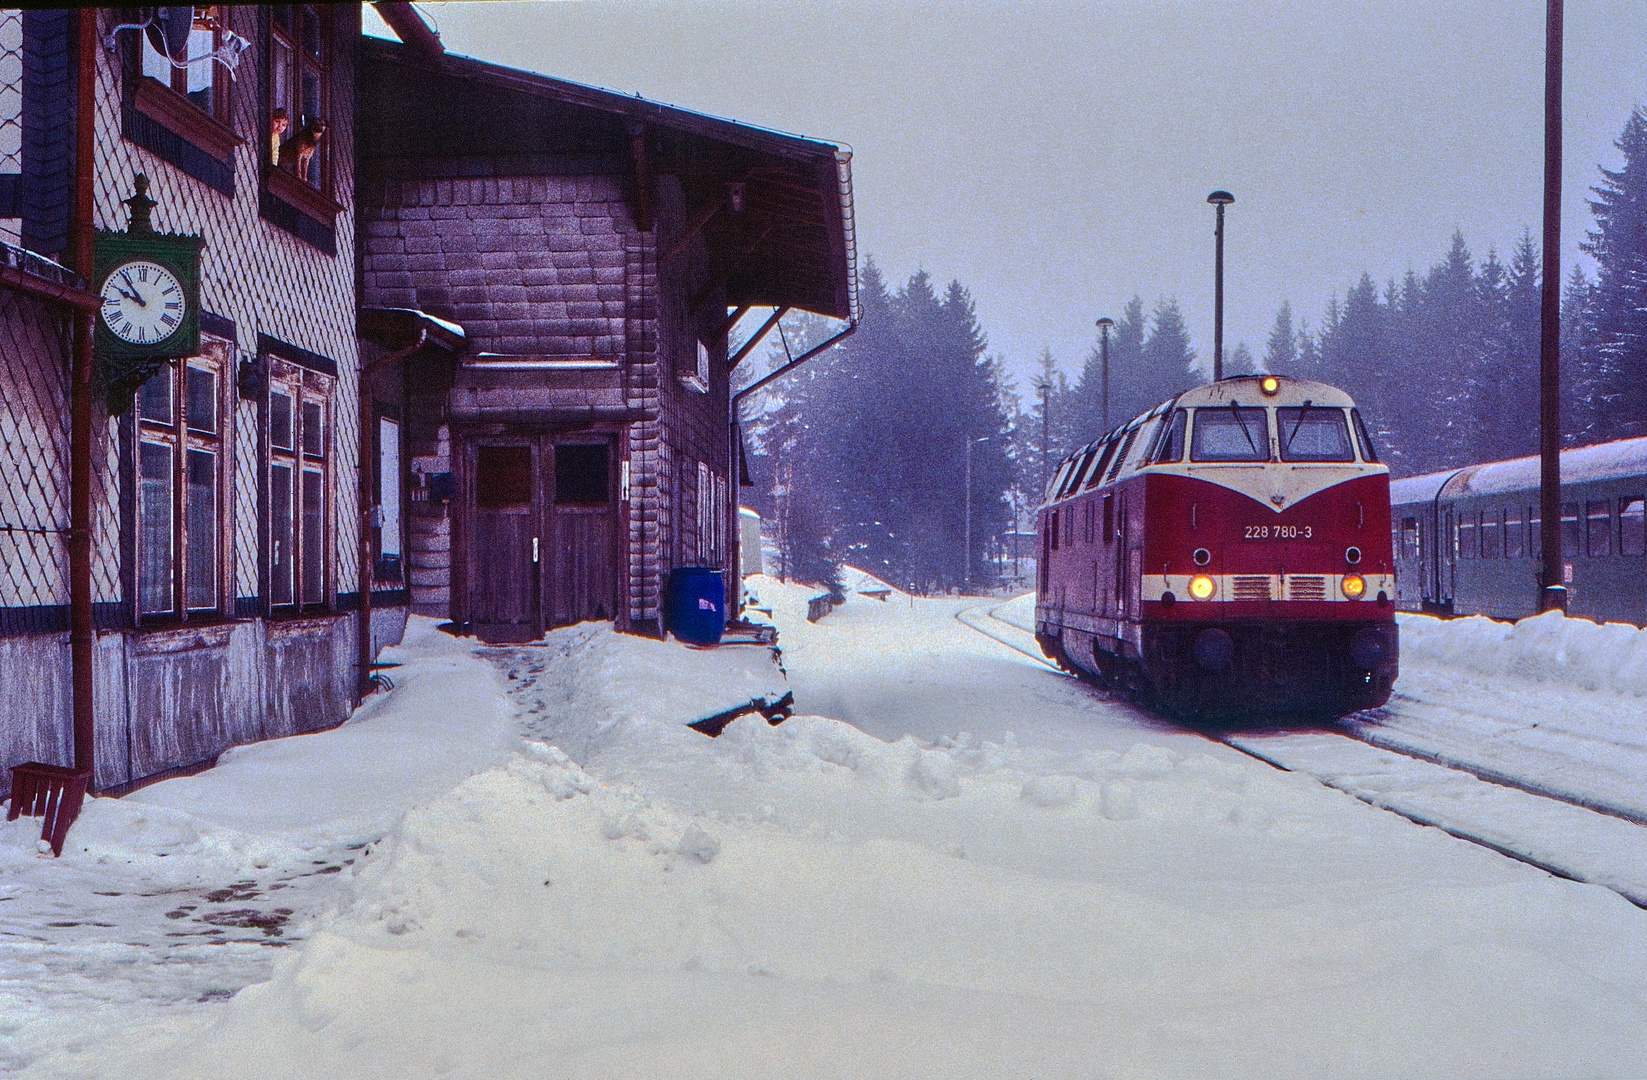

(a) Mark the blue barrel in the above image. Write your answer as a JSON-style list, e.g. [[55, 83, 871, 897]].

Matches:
[[666, 567, 726, 645]]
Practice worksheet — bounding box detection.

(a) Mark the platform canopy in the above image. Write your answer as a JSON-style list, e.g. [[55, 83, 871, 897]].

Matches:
[[359, 36, 859, 323]]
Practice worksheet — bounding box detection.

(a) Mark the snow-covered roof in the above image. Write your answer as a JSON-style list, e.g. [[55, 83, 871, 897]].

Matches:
[[1392, 438, 1647, 506]]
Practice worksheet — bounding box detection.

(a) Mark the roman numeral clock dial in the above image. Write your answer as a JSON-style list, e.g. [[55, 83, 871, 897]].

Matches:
[[98, 259, 187, 347]]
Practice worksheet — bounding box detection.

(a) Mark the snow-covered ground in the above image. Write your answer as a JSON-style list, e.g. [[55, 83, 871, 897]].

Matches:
[[5, 580, 1647, 1078]]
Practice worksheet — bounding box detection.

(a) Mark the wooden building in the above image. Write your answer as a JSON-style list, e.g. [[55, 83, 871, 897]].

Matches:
[[356, 34, 858, 641], [0, 7, 389, 800]]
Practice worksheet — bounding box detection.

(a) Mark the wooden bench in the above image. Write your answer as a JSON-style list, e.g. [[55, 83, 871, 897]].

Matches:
[[7, 762, 91, 857]]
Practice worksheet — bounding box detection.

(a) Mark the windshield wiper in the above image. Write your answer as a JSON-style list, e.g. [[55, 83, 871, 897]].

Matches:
[[1286, 399, 1313, 452], [1229, 401, 1259, 456]]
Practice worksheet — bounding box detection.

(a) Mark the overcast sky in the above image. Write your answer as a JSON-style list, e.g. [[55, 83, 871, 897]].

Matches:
[[367, 0, 1647, 397]]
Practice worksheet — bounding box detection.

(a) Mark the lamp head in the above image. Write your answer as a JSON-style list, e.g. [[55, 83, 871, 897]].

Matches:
[[1207, 190, 1235, 206], [1095, 316, 1116, 331]]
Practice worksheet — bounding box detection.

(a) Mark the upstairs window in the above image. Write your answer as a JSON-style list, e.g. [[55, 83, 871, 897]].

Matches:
[[1277, 406, 1355, 462], [268, 4, 331, 192], [139, 6, 231, 125], [1190, 405, 1269, 462]]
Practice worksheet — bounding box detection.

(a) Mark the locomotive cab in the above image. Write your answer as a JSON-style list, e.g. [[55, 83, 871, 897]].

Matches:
[[1036, 374, 1398, 719]]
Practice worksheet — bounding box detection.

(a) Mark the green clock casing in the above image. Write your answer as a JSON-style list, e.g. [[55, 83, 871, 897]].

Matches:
[[93, 230, 204, 412]]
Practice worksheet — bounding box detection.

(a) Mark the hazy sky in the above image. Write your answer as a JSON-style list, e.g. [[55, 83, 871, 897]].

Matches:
[[366, 0, 1647, 396]]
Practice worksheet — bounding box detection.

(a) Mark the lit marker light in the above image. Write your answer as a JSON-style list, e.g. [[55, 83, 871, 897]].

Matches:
[[1260, 375, 1281, 396], [1189, 574, 1216, 600], [1341, 574, 1366, 599]]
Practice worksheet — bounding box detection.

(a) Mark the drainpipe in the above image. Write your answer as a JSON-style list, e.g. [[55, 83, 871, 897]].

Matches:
[[69, 10, 97, 780], [357, 328, 424, 703]]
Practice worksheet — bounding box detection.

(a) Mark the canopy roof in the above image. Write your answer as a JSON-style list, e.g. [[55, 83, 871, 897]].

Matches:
[[359, 37, 858, 322]]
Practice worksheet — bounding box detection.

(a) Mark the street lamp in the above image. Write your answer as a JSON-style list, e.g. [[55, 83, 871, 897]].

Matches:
[[1095, 316, 1115, 431], [964, 435, 989, 594], [1207, 189, 1234, 382]]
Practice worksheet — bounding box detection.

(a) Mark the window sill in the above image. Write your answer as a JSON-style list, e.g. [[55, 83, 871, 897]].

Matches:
[[132, 77, 243, 164], [264, 164, 342, 226], [678, 373, 709, 394]]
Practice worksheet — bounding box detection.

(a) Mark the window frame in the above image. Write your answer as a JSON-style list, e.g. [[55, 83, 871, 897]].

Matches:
[[132, 338, 231, 624], [1189, 405, 1271, 463], [264, 356, 334, 615], [1586, 499, 1612, 557], [1621, 497, 1646, 558], [263, 3, 342, 227], [1276, 405, 1356, 463]]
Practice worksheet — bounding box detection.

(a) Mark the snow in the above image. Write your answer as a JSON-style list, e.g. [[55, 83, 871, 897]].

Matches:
[[5, 586, 1647, 1078]]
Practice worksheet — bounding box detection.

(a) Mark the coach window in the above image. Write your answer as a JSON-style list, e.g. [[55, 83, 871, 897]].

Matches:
[[1481, 509, 1501, 559], [1560, 502, 1580, 557], [1458, 511, 1477, 559], [1277, 405, 1354, 462], [1586, 500, 1611, 557], [1152, 409, 1187, 464], [1190, 405, 1269, 462], [1528, 507, 1541, 559], [1505, 506, 1523, 558], [1351, 409, 1379, 462], [1621, 498, 1645, 557], [1400, 517, 1419, 560], [135, 340, 230, 622]]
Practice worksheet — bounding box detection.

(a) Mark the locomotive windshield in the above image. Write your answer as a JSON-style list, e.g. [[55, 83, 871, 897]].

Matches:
[[1277, 405, 1355, 462], [1190, 405, 1269, 462]]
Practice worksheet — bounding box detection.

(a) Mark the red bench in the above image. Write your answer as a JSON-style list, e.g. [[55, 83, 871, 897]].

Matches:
[[7, 763, 91, 857]]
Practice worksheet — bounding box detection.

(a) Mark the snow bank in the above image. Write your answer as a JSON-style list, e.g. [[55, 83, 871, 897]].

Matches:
[[1399, 610, 1647, 696]]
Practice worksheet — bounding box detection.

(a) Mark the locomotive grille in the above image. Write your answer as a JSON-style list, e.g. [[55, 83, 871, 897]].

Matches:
[[1232, 575, 1273, 601], [1287, 575, 1328, 601]]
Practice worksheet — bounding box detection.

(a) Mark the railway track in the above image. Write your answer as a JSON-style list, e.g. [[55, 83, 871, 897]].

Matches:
[[954, 600, 1647, 910]]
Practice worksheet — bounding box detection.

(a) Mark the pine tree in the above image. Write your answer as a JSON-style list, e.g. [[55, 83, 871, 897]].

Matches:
[[1138, 299, 1198, 415], [1264, 302, 1298, 373], [1582, 107, 1647, 439], [1229, 342, 1259, 374], [1562, 262, 1605, 445]]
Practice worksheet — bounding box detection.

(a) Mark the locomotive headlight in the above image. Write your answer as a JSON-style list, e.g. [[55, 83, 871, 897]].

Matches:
[[1189, 574, 1216, 600], [1260, 375, 1281, 396], [1341, 574, 1367, 599]]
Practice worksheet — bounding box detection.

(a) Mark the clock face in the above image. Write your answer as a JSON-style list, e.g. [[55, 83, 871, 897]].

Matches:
[[99, 259, 188, 347]]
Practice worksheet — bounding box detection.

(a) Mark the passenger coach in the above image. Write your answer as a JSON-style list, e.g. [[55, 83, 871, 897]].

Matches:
[[1391, 438, 1647, 625], [1036, 375, 1399, 717]]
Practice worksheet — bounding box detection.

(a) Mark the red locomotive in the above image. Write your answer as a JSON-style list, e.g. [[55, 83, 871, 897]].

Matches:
[[1035, 374, 1398, 717]]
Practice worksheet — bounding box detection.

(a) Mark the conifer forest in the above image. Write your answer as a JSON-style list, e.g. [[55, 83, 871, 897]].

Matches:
[[743, 107, 1647, 594]]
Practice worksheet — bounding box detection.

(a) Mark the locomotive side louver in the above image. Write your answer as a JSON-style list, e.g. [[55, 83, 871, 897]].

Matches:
[[1287, 575, 1328, 601], [1233, 575, 1272, 600]]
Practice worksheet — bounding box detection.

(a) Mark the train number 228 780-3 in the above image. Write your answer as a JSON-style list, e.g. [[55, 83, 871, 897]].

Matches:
[[1244, 524, 1314, 540]]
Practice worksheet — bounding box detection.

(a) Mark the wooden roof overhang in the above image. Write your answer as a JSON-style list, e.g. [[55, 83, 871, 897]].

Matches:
[[359, 38, 858, 324]]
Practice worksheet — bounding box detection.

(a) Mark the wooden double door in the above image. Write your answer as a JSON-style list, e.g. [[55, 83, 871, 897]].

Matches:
[[464, 435, 619, 642]]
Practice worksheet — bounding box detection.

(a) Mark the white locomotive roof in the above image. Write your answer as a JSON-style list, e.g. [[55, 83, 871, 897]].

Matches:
[[1167, 375, 1358, 411], [1390, 436, 1647, 505]]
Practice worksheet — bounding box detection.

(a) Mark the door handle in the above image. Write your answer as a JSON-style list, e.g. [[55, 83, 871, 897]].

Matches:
[[532, 536, 539, 564]]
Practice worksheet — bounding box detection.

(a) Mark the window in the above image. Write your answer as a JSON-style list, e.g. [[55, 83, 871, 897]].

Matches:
[[1084, 441, 1117, 491], [1351, 409, 1379, 463], [1528, 507, 1541, 560], [266, 360, 332, 610], [1277, 406, 1355, 462], [1505, 507, 1523, 559], [1102, 494, 1114, 546], [1083, 500, 1095, 544], [1105, 427, 1140, 482], [138, 6, 231, 125], [1587, 499, 1611, 557], [1190, 405, 1269, 462], [376, 417, 402, 582], [268, 5, 330, 191], [696, 461, 725, 565], [135, 342, 229, 620], [1400, 517, 1420, 560], [1560, 502, 1580, 558], [1049, 509, 1059, 552], [1458, 511, 1477, 560], [1621, 498, 1645, 557], [1481, 508, 1500, 559], [1152, 409, 1187, 464]]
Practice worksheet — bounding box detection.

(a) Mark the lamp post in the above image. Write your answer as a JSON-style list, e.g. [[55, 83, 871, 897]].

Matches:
[[1095, 316, 1115, 431], [964, 435, 989, 594], [1207, 190, 1234, 382], [1538, 0, 1566, 613]]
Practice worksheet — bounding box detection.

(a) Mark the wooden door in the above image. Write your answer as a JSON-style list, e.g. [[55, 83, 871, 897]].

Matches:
[[469, 442, 541, 642], [548, 440, 618, 627]]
